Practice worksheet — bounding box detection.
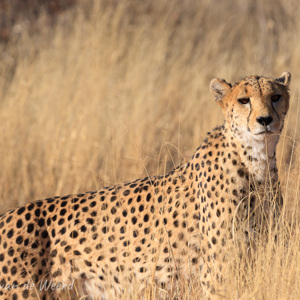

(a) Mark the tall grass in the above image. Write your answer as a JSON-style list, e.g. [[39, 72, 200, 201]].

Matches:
[[0, 0, 299, 299]]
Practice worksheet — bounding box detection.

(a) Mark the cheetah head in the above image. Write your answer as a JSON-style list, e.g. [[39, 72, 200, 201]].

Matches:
[[209, 72, 291, 143]]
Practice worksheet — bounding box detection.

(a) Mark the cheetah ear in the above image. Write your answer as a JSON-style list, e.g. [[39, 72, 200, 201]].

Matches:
[[275, 72, 291, 86], [209, 78, 231, 105]]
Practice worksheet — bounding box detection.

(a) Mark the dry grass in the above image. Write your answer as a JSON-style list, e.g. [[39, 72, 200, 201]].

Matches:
[[0, 0, 300, 299]]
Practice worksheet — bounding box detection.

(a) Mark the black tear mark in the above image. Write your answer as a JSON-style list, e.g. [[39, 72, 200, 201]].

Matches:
[[271, 103, 280, 119]]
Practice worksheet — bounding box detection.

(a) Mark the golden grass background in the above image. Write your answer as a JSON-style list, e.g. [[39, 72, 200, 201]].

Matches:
[[0, 0, 300, 299]]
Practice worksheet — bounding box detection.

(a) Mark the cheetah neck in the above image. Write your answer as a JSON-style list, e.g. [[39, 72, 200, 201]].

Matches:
[[186, 124, 279, 188], [225, 123, 279, 182]]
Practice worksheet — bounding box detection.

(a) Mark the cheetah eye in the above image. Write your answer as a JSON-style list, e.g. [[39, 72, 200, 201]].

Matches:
[[271, 94, 281, 103], [238, 98, 250, 105]]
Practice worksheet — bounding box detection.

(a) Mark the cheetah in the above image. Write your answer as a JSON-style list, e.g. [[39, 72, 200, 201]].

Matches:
[[0, 72, 291, 299]]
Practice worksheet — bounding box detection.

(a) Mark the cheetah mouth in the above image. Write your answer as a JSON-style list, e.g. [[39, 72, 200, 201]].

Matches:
[[256, 130, 273, 135]]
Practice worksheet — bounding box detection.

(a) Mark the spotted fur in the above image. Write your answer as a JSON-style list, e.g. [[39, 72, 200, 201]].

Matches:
[[0, 72, 291, 299]]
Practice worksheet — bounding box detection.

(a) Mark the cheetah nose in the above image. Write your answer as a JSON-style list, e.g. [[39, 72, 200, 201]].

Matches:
[[256, 116, 273, 126]]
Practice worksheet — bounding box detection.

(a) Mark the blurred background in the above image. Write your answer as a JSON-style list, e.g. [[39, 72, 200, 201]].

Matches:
[[0, 0, 299, 213]]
